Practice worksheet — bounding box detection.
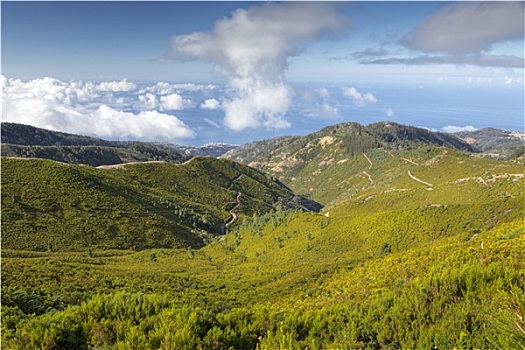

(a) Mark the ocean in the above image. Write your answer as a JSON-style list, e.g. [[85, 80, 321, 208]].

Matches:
[[173, 82, 524, 146]]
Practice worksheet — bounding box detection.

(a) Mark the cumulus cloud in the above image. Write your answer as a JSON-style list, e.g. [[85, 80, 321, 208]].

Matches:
[[170, 2, 349, 131], [442, 125, 477, 133], [341, 87, 377, 107], [137, 93, 159, 110], [2, 76, 195, 141], [201, 98, 221, 110], [386, 108, 395, 118], [160, 93, 194, 110]]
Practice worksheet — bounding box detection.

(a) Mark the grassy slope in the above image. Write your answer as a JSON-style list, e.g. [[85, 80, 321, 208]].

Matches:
[[223, 122, 486, 210], [1, 157, 316, 251], [2, 146, 524, 349]]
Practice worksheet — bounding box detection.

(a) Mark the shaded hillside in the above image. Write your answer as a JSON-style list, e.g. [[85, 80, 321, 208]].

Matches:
[[1, 143, 189, 167], [1, 157, 320, 251], [1, 123, 237, 165], [1, 122, 189, 166], [1, 122, 123, 147]]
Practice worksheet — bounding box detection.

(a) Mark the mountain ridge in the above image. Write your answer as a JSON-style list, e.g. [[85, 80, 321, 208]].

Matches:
[[0, 123, 238, 166]]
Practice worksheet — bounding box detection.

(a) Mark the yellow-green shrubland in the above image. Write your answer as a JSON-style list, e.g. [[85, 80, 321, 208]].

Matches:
[[2, 124, 524, 349]]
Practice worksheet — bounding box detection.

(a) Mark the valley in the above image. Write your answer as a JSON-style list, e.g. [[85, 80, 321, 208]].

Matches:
[[1, 122, 524, 349]]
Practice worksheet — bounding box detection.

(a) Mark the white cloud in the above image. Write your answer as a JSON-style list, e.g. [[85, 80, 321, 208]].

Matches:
[[341, 87, 377, 107], [2, 76, 195, 141], [159, 93, 194, 110], [386, 108, 395, 118], [442, 125, 477, 133], [96, 79, 136, 92], [137, 93, 159, 110], [201, 98, 221, 110], [504, 76, 524, 84], [138, 82, 216, 95], [170, 2, 349, 131], [316, 87, 330, 100], [402, 2, 524, 55]]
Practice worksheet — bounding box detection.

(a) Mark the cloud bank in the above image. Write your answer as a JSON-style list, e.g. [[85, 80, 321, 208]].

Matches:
[[402, 2, 524, 55], [170, 2, 349, 131], [1, 76, 196, 141], [359, 2, 524, 68]]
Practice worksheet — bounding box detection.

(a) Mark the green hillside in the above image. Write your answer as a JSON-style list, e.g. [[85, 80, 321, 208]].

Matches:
[[2, 172, 523, 348], [222, 122, 523, 209], [2, 121, 524, 349], [2, 157, 319, 251]]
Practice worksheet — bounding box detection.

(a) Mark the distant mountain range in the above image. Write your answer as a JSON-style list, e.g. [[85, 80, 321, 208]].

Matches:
[[1, 123, 237, 166]]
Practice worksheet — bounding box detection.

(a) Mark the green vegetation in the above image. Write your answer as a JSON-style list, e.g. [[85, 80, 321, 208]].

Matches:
[[2, 121, 524, 349], [2, 157, 318, 251]]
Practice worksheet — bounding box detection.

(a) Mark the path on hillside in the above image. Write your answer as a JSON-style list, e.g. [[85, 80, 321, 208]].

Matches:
[[362, 152, 373, 169], [407, 171, 433, 187], [96, 160, 168, 169], [400, 157, 419, 165], [362, 171, 373, 189], [96, 157, 196, 169], [225, 173, 243, 228]]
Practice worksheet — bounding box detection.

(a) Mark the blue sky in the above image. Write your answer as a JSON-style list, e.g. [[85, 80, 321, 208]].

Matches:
[[2, 1, 524, 145]]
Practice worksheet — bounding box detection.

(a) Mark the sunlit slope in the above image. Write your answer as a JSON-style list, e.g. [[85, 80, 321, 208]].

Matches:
[[3, 210, 523, 348], [1, 157, 319, 251], [229, 135, 522, 211]]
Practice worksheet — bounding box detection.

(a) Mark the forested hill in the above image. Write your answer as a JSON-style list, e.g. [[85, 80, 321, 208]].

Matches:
[[223, 121, 475, 165], [1, 122, 127, 147], [2, 157, 321, 251]]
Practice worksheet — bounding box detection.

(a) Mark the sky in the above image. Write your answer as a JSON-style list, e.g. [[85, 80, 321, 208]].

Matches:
[[2, 1, 524, 145]]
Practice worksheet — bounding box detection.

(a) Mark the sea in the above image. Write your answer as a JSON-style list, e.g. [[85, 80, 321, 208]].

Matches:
[[160, 82, 524, 147]]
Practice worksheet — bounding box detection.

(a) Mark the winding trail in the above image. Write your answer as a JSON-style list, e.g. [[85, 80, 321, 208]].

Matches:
[[362, 152, 373, 169], [362, 171, 373, 189], [407, 171, 433, 187], [225, 173, 243, 228], [96, 157, 195, 169], [400, 157, 419, 166]]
